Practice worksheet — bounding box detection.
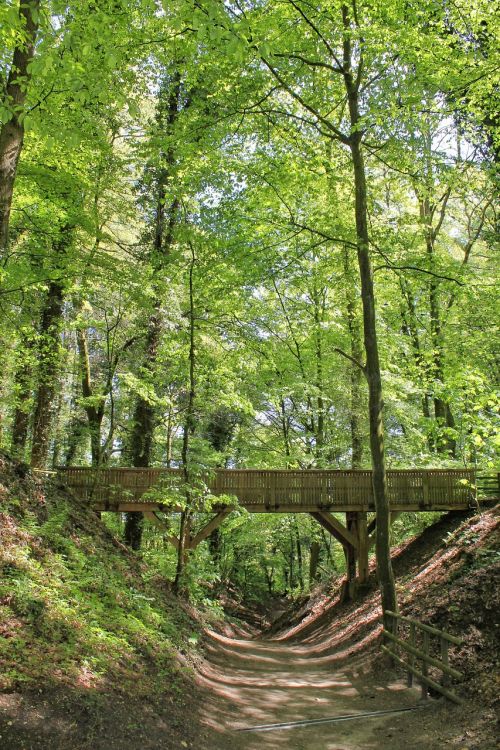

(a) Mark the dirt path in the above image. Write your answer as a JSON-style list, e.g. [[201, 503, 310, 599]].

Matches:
[[196, 629, 442, 750]]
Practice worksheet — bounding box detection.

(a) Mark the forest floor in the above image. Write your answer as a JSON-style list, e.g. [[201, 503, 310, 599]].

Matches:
[[198, 508, 499, 750]]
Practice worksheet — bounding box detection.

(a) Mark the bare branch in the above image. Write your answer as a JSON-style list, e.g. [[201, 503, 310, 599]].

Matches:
[[261, 57, 349, 144], [287, 0, 345, 71], [333, 347, 367, 374], [273, 52, 343, 75], [374, 264, 465, 285]]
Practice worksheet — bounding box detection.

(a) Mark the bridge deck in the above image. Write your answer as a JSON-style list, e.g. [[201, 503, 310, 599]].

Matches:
[[58, 467, 476, 513]]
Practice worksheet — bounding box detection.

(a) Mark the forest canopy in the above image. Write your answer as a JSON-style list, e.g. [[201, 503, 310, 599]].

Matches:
[[0, 0, 498, 597]]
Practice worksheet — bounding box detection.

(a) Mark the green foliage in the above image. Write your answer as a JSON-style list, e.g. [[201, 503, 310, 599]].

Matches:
[[0, 489, 200, 694], [0, 0, 497, 602]]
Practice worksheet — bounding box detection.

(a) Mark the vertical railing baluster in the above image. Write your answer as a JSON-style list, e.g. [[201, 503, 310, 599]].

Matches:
[[441, 637, 450, 688], [408, 621, 415, 687]]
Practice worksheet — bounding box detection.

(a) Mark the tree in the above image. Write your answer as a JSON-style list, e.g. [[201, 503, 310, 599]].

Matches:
[[0, 0, 40, 254]]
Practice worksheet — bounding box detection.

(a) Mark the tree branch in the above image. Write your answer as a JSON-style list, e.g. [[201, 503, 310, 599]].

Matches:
[[333, 347, 367, 374]]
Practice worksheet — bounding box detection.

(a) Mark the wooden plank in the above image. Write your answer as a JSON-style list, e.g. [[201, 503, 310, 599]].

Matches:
[[59, 467, 476, 514], [95, 502, 183, 512], [381, 646, 463, 705], [382, 629, 462, 679], [385, 610, 462, 645], [190, 511, 231, 548]]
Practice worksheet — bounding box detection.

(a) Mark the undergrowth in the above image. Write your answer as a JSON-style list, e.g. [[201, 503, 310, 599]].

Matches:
[[0, 455, 200, 697]]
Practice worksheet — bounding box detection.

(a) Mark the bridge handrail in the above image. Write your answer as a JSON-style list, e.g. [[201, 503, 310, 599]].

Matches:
[[57, 466, 477, 511]]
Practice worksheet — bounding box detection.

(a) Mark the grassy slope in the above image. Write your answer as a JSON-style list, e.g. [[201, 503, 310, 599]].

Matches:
[[0, 453, 209, 749]]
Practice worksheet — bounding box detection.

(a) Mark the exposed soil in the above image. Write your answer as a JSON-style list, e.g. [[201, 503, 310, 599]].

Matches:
[[198, 626, 428, 750], [196, 508, 499, 750]]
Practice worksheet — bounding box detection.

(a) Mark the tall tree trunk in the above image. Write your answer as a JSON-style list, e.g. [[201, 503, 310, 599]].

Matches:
[[173, 244, 197, 594], [30, 277, 65, 468], [124, 74, 182, 548], [342, 5, 397, 626], [0, 0, 40, 254], [343, 245, 364, 468]]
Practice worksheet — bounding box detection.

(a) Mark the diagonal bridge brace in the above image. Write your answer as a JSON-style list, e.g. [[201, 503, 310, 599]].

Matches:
[[144, 509, 231, 551], [310, 511, 359, 550]]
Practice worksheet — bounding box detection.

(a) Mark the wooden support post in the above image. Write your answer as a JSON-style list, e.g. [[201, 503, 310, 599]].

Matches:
[[143, 511, 180, 550], [189, 511, 231, 549], [345, 512, 357, 598], [422, 474, 429, 507], [356, 512, 369, 583], [311, 511, 358, 599], [312, 511, 358, 549], [441, 637, 450, 688]]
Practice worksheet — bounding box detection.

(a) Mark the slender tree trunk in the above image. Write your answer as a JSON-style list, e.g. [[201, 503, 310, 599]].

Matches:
[[420, 197, 456, 456], [11, 332, 34, 458], [0, 0, 40, 254], [312, 284, 326, 461], [280, 396, 291, 461], [309, 541, 321, 584], [399, 279, 433, 421], [173, 244, 197, 594], [342, 5, 397, 625], [76, 326, 104, 466], [30, 278, 65, 468], [342, 245, 364, 467], [294, 519, 304, 590], [50, 387, 65, 468], [124, 75, 182, 549], [128, 311, 161, 467], [288, 529, 295, 590]]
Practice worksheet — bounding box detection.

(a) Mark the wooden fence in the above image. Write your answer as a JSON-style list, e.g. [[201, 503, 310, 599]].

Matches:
[[382, 610, 463, 704], [476, 472, 500, 502]]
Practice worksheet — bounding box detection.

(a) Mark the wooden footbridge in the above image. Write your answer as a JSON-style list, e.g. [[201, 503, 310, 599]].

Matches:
[[58, 466, 480, 589]]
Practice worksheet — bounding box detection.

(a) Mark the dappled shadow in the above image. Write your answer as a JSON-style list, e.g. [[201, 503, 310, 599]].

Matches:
[[0, 682, 211, 750], [197, 627, 421, 750]]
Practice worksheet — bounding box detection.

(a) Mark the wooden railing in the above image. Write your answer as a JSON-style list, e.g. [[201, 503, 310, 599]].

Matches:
[[382, 610, 463, 704], [476, 472, 500, 502], [57, 467, 476, 512]]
